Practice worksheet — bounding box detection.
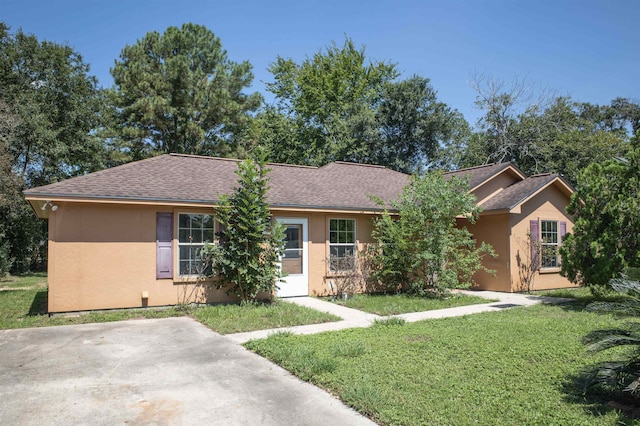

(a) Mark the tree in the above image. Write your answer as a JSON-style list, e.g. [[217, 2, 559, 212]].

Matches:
[[0, 24, 103, 272], [367, 172, 495, 296], [0, 142, 20, 275], [579, 97, 640, 137], [466, 74, 629, 186], [264, 37, 396, 166], [0, 23, 106, 187], [560, 132, 640, 290], [373, 76, 471, 173], [110, 23, 262, 160], [242, 105, 301, 163], [260, 38, 467, 173], [202, 148, 286, 302], [515, 231, 541, 293], [468, 73, 543, 166]]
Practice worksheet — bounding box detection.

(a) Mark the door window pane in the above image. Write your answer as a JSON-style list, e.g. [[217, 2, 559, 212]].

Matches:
[[282, 224, 303, 275]]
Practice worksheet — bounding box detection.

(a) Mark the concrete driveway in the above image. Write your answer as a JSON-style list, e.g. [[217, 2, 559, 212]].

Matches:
[[0, 317, 374, 425]]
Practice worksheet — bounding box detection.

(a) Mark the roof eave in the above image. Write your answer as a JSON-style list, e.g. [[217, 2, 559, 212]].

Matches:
[[24, 193, 219, 206], [23, 194, 394, 216], [269, 203, 394, 214], [478, 208, 511, 216]]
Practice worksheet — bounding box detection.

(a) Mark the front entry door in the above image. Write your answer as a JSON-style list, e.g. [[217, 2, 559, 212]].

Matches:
[[276, 218, 308, 297]]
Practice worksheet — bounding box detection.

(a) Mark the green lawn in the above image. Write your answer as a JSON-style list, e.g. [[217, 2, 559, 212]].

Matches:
[[246, 304, 632, 425], [0, 274, 187, 329], [193, 301, 340, 334], [328, 292, 495, 315], [535, 287, 626, 308], [0, 272, 48, 289], [0, 287, 185, 329], [0, 274, 338, 332]]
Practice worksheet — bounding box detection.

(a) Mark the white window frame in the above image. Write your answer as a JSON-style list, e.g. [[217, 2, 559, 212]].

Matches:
[[540, 220, 559, 269], [177, 212, 215, 277], [328, 218, 357, 273]]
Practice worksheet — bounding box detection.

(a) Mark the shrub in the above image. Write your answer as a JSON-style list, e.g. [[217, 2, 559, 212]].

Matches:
[[201, 148, 286, 302], [561, 134, 640, 289], [367, 172, 495, 296], [583, 275, 640, 399]]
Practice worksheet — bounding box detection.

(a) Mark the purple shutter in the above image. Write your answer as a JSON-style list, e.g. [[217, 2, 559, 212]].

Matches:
[[530, 220, 540, 267], [156, 213, 173, 279], [559, 221, 567, 246]]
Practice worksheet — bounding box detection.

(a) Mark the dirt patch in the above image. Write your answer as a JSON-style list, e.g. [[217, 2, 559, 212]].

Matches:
[[134, 398, 183, 424]]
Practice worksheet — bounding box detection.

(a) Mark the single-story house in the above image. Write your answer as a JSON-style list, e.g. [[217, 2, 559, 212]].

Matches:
[[24, 154, 577, 313]]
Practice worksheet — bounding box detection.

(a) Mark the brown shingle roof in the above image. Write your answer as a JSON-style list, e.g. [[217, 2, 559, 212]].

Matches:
[[24, 154, 411, 211], [444, 162, 523, 189], [479, 173, 559, 211]]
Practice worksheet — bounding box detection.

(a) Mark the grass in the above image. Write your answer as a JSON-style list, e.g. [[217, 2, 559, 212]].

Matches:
[[328, 292, 495, 315], [0, 272, 48, 289], [0, 287, 185, 329], [192, 300, 340, 334], [0, 274, 339, 332], [535, 287, 626, 308], [0, 273, 186, 329], [246, 304, 634, 425]]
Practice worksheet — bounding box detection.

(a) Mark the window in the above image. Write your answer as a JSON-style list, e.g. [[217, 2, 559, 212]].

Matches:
[[329, 218, 356, 272], [178, 213, 214, 276], [540, 220, 559, 268]]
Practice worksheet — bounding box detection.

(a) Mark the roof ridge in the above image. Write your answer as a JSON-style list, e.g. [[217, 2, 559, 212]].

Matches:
[[169, 153, 240, 162], [332, 161, 387, 169], [528, 172, 555, 178], [444, 162, 505, 174], [169, 153, 319, 169], [267, 162, 317, 169]]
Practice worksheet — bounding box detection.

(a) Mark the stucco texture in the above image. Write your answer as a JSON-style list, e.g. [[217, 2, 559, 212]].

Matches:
[[47, 203, 233, 312], [46, 202, 378, 312], [509, 184, 576, 291]]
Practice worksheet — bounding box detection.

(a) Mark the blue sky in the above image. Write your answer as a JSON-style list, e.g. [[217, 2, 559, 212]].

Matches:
[[3, 0, 638, 126]]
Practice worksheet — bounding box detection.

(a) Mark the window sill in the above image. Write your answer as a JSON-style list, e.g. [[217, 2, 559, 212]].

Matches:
[[539, 267, 561, 274]]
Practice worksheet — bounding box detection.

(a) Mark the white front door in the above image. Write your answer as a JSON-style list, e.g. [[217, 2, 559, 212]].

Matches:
[[276, 217, 308, 297]]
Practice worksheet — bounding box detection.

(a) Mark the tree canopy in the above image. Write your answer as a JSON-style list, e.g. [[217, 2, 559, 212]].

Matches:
[[464, 75, 635, 185], [560, 131, 640, 289], [110, 23, 262, 160], [0, 23, 106, 187], [0, 23, 106, 273], [255, 38, 467, 173]]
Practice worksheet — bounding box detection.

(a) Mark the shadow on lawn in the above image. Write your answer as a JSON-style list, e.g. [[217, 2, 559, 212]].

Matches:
[[561, 370, 639, 424], [28, 290, 48, 316], [536, 286, 629, 305], [548, 288, 640, 423]]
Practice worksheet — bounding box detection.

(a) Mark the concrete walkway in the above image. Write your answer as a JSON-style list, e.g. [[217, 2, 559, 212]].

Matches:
[[225, 290, 573, 343]]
